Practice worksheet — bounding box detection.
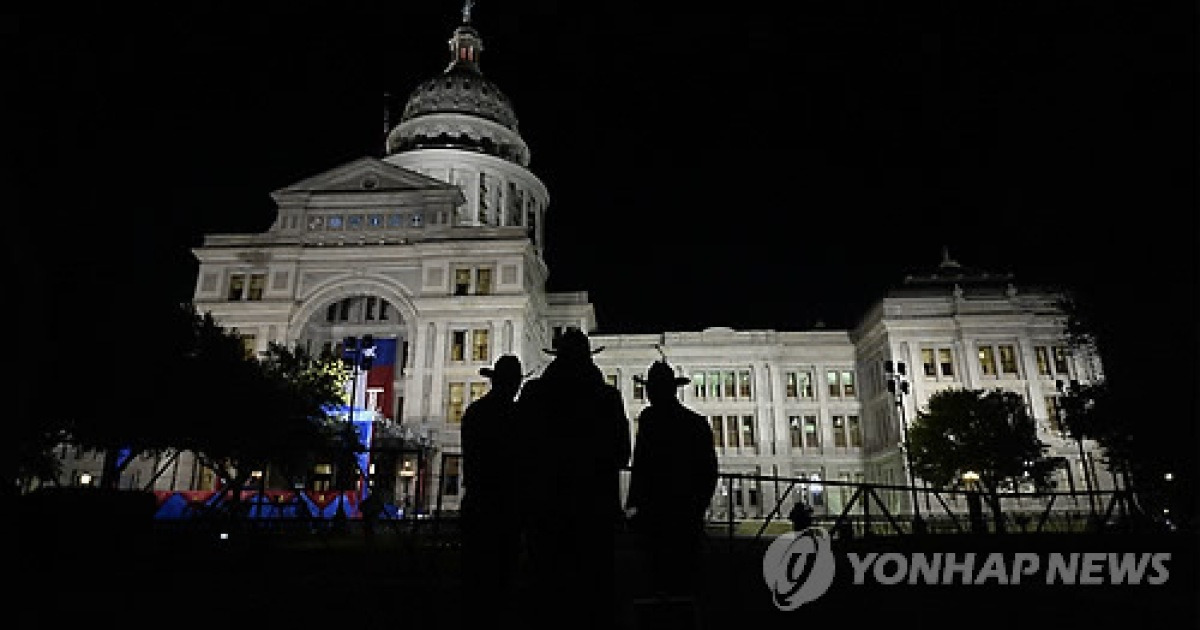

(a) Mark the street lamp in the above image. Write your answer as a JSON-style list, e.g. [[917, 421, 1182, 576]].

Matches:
[[884, 360, 925, 534], [336, 334, 376, 522]]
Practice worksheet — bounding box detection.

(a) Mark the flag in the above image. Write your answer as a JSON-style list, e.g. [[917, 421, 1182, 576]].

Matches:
[[366, 338, 398, 419]]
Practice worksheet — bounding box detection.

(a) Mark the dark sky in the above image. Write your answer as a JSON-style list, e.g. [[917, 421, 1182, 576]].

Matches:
[[12, 2, 1197, 388]]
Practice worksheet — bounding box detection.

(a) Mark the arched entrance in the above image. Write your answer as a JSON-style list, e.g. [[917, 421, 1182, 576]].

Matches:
[[287, 280, 434, 515]]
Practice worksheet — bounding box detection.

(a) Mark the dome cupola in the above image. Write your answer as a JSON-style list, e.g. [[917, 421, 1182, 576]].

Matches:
[[387, 1, 529, 165]]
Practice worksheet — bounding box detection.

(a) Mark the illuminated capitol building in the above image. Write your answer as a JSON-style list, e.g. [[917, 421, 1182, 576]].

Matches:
[[72, 10, 1109, 519]]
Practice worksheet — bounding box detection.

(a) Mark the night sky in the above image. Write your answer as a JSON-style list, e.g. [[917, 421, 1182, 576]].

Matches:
[[12, 2, 1196, 409]]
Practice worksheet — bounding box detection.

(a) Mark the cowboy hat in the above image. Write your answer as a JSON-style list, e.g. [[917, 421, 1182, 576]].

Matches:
[[633, 360, 691, 387], [479, 354, 523, 381], [542, 327, 604, 357]]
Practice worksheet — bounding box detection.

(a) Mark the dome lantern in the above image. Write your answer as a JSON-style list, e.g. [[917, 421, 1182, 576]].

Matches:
[[447, 1, 483, 73], [387, 1, 529, 165]]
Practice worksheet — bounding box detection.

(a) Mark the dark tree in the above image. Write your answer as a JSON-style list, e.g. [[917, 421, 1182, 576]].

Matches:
[[908, 388, 1056, 532], [42, 303, 347, 503]]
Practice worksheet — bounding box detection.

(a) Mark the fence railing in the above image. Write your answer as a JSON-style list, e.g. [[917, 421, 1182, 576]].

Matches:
[[701, 470, 1148, 543]]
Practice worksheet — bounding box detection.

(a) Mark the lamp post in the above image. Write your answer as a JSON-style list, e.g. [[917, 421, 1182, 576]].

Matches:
[[1056, 379, 1097, 518], [884, 360, 925, 534], [337, 335, 375, 522]]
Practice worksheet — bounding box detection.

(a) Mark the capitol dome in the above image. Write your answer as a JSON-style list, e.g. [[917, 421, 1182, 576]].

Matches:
[[386, 22, 530, 166]]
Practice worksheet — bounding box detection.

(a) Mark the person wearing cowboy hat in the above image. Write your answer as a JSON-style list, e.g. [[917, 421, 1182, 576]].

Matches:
[[460, 354, 525, 624], [515, 327, 630, 629], [625, 359, 718, 602]]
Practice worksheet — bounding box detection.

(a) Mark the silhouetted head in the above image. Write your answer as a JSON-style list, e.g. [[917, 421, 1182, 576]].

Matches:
[[543, 327, 604, 362], [479, 354, 523, 397], [634, 360, 690, 404]]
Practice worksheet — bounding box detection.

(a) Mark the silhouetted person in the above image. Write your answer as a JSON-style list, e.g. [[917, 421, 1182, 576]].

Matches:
[[460, 354, 525, 625], [966, 489, 988, 534], [788, 500, 814, 532], [625, 360, 718, 602], [359, 491, 383, 543], [517, 328, 631, 630]]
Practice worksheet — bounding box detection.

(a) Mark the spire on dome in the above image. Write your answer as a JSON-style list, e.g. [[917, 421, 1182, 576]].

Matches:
[[940, 245, 962, 269], [448, 1, 483, 72]]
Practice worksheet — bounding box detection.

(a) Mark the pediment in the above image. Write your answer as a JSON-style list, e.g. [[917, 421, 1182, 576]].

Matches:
[[272, 157, 462, 199]]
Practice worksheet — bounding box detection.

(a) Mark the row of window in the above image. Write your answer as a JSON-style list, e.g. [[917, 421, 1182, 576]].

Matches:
[[306, 212, 432, 231], [788, 414, 863, 449], [227, 273, 266, 301], [326, 296, 393, 323], [710, 415, 757, 449], [453, 267, 493, 296], [784, 370, 857, 400], [604, 368, 858, 403], [692, 370, 754, 401], [450, 329, 491, 363], [446, 381, 489, 424], [919, 344, 1071, 380]]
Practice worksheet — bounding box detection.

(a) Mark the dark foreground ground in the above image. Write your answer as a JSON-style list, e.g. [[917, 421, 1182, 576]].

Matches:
[[13, 515, 1199, 630]]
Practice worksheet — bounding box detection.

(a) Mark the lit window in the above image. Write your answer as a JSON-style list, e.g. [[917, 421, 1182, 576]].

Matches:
[[447, 382, 466, 423], [247, 274, 265, 301], [469, 382, 487, 402], [785, 372, 798, 398], [471, 329, 489, 362], [741, 415, 756, 448], [1052, 346, 1069, 375], [922, 349, 937, 377], [978, 346, 997, 376], [227, 274, 245, 301], [724, 415, 740, 448], [723, 371, 736, 399], [1035, 346, 1051, 375], [803, 416, 820, 448], [832, 416, 847, 448], [450, 331, 467, 362], [738, 370, 752, 399], [475, 268, 493, 295], [827, 371, 840, 398], [999, 345, 1019, 375], [789, 416, 803, 448], [841, 370, 855, 397], [453, 269, 471, 296], [711, 416, 724, 448], [939, 349, 955, 377], [849, 416, 862, 447]]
